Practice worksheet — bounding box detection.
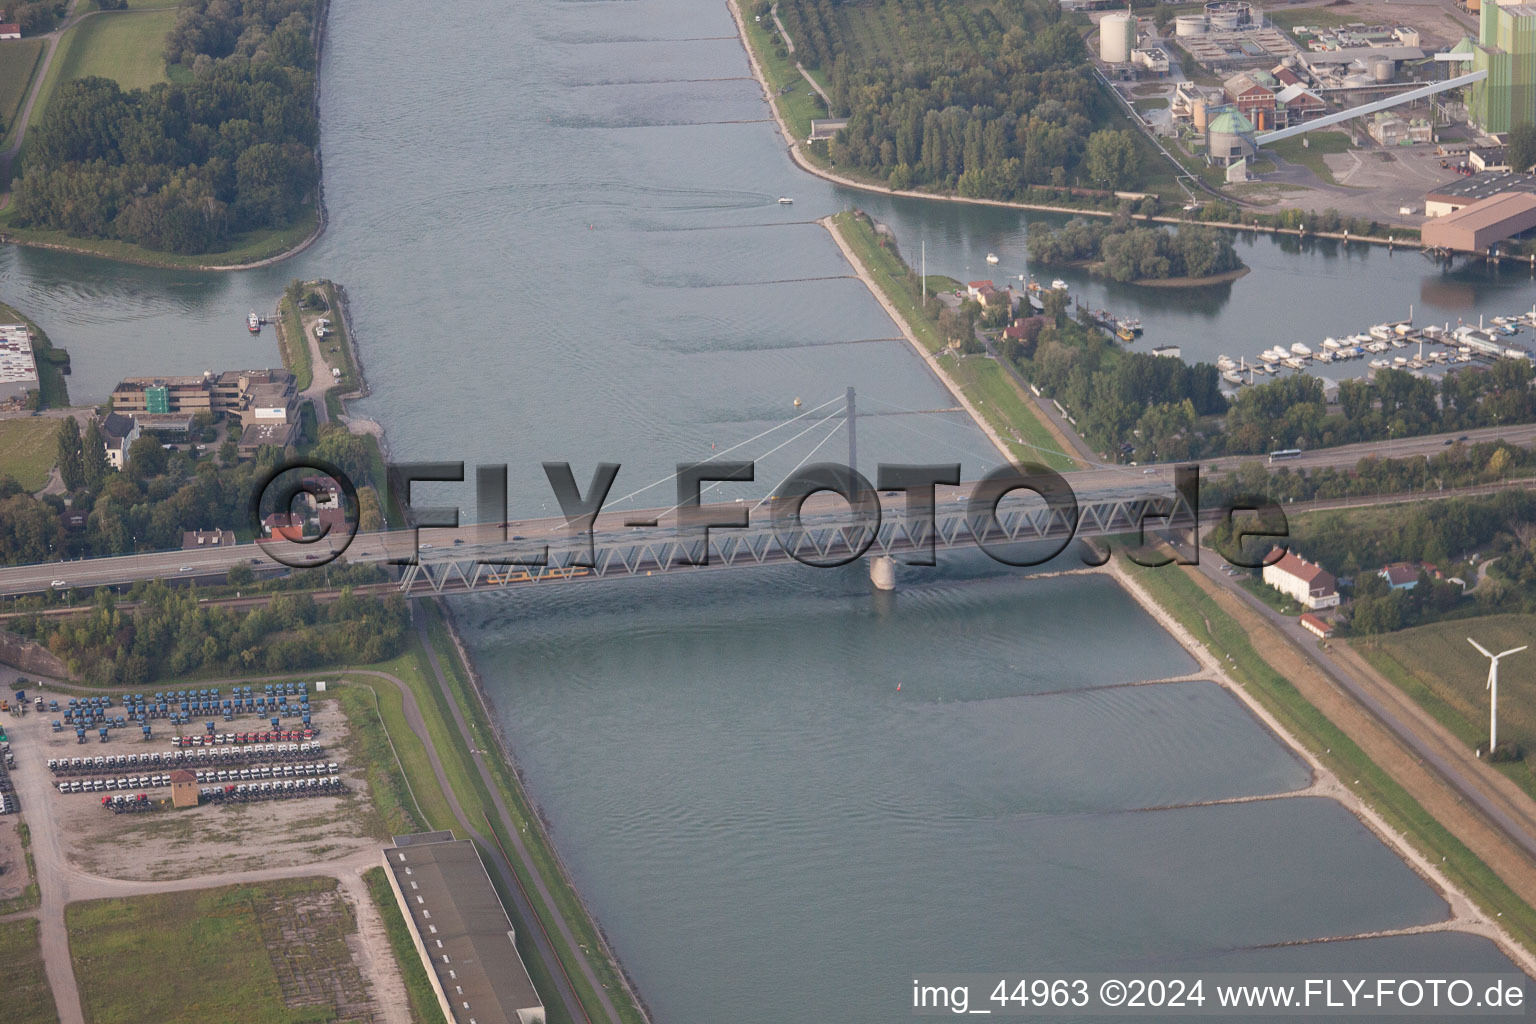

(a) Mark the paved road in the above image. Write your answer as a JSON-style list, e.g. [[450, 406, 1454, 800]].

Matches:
[[1196, 553, 1536, 868]]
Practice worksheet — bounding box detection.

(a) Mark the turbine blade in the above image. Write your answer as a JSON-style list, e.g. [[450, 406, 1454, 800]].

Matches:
[[1497, 646, 1528, 658], [1468, 638, 1493, 658]]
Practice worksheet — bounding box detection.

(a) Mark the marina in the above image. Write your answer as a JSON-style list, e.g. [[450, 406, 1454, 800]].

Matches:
[[1202, 306, 1535, 390]]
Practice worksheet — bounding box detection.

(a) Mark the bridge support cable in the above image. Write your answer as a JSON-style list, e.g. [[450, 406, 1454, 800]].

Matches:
[[600, 393, 844, 511]]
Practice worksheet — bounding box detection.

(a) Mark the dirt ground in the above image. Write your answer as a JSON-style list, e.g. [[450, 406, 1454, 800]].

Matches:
[[31, 699, 379, 882], [0, 815, 27, 903], [1305, 0, 1478, 51]]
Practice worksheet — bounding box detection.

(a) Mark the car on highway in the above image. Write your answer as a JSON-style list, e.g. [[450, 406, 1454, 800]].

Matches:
[[178, 566, 193, 572], [50, 580, 67, 588]]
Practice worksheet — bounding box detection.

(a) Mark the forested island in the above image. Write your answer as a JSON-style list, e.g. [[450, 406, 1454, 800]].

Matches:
[[10, 0, 322, 256], [1026, 216, 1247, 285], [770, 0, 1150, 198]]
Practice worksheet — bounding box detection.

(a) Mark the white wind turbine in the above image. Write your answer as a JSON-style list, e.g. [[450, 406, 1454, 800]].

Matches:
[[1468, 638, 1527, 754]]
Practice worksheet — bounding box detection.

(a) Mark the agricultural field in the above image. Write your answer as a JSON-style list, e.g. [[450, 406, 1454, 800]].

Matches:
[[0, 918, 58, 1024], [31, 9, 177, 126], [1356, 614, 1536, 797], [0, 417, 62, 493], [68, 876, 384, 1024], [819, 0, 1012, 66], [0, 38, 46, 148]]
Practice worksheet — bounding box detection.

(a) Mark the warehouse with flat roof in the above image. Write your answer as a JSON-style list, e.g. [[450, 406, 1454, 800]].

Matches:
[[1421, 192, 1536, 253], [382, 834, 545, 1024], [0, 323, 39, 405], [1423, 171, 1536, 217]]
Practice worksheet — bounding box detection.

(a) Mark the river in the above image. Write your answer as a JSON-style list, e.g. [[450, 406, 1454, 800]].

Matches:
[[0, 0, 1528, 1019]]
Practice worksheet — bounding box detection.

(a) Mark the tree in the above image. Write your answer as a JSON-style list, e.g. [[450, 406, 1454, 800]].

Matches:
[[56, 417, 84, 491], [1084, 130, 1141, 191], [126, 434, 168, 481], [1510, 122, 1536, 174], [81, 418, 110, 489]]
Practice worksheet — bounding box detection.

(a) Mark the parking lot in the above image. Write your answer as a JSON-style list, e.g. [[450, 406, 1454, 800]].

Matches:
[[5, 684, 381, 882]]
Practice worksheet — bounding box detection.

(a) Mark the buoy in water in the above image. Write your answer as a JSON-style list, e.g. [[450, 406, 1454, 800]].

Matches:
[[793, 397, 802, 407], [896, 683, 901, 691]]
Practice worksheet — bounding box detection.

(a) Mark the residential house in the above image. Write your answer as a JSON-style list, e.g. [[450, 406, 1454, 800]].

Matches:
[[1379, 562, 1421, 589], [1262, 550, 1341, 610], [966, 280, 995, 299], [99, 412, 140, 471], [0, 23, 19, 39]]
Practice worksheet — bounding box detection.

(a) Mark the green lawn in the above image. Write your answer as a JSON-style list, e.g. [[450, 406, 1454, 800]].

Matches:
[[0, 918, 58, 1024], [1357, 614, 1536, 799], [68, 876, 364, 1024], [1266, 131, 1353, 187], [1132, 97, 1169, 112], [0, 417, 61, 492], [0, 38, 46, 150], [1130, 563, 1536, 956]]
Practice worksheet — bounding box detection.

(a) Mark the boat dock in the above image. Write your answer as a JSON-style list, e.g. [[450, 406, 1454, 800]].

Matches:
[[1215, 306, 1536, 389]]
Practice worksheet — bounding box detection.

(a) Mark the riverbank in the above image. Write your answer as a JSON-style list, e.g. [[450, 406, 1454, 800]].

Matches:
[[726, 0, 1437, 253], [0, 0, 331, 272], [1117, 557, 1536, 974], [819, 212, 1080, 470]]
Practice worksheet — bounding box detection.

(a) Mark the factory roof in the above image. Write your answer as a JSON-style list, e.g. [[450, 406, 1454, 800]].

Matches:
[[1424, 171, 1536, 203], [1300, 45, 1423, 63], [383, 836, 543, 1024], [1427, 191, 1536, 233], [0, 324, 38, 388]]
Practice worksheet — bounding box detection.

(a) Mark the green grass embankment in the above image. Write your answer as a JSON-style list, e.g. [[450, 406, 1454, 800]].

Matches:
[[733, 0, 826, 140], [363, 867, 449, 1024], [0, 208, 320, 272], [1130, 563, 1536, 956], [276, 291, 312, 392], [830, 209, 1077, 471]]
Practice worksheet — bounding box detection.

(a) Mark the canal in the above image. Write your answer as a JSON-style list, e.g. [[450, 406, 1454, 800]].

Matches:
[[0, 0, 1527, 1020]]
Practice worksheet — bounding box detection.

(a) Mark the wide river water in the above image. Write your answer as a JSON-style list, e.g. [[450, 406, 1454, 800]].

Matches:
[[0, 0, 1529, 1019]]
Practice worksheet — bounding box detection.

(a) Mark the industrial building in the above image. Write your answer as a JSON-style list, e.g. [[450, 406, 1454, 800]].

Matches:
[[1468, 0, 1536, 133], [1100, 10, 1137, 64], [1207, 108, 1257, 164], [1423, 170, 1536, 215], [111, 367, 298, 456], [1420, 191, 1536, 251], [382, 833, 546, 1024], [0, 323, 39, 406]]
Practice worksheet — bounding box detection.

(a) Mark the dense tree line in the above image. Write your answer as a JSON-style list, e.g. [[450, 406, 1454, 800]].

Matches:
[[1223, 360, 1536, 456], [14, 585, 411, 685], [12, 0, 320, 254], [775, 0, 1147, 197], [1027, 216, 1245, 282]]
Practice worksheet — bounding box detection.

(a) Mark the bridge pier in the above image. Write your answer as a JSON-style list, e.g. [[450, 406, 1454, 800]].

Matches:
[[869, 555, 896, 591]]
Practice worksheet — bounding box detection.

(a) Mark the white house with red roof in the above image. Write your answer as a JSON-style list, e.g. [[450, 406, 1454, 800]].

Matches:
[[0, 23, 20, 39], [1262, 550, 1340, 610], [966, 280, 995, 299]]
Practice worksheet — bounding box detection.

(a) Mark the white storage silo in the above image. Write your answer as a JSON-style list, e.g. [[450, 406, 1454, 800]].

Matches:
[[1176, 14, 1209, 36], [1100, 11, 1137, 63]]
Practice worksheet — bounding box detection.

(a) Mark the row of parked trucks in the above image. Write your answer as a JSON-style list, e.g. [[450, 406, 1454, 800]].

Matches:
[[56, 761, 339, 793], [49, 743, 328, 775], [200, 777, 346, 804]]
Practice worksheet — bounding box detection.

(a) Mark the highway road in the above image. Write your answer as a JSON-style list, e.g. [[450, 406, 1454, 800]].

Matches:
[[0, 425, 1532, 599]]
